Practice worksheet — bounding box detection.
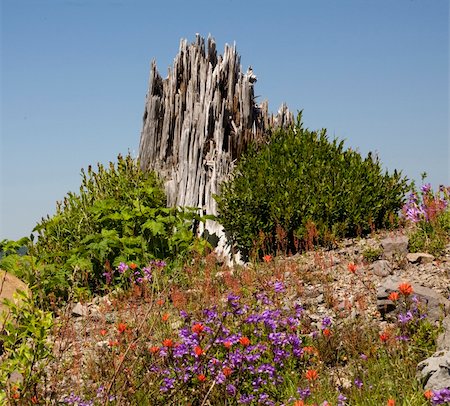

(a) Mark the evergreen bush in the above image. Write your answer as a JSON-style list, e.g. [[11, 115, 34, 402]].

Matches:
[[215, 114, 409, 258]]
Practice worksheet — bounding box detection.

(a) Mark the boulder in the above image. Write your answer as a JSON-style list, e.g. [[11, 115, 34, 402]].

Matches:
[[381, 235, 409, 258], [437, 315, 450, 351], [377, 276, 450, 322], [371, 260, 392, 277], [416, 350, 450, 391], [406, 252, 435, 264], [0, 269, 30, 320], [71, 302, 89, 317]]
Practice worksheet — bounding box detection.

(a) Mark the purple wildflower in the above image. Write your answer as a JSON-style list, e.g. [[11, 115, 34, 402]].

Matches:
[[431, 388, 450, 404], [398, 311, 413, 324], [117, 262, 128, 274], [297, 387, 311, 399], [354, 378, 363, 389], [273, 280, 285, 293], [337, 392, 347, 406]]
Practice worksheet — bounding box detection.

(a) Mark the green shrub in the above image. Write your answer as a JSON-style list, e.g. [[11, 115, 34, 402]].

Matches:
[[1, 154, 204, 302], [216, 114, 408, 258]]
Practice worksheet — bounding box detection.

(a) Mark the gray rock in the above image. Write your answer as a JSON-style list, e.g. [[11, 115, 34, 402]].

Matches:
[[437, 315, 450, 351], [416, 350, 450, 391], [377, 276, 450, 322], [381, 235, 408, 258], [7, 370, 23, 386], [71, 302, 88, 317], [406, 252, 435, 264], [371, 260, 392, 277]]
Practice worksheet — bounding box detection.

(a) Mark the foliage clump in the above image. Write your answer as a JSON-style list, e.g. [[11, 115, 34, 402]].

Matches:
[[216, 114, 409, 258], [1, 154, 203, 302]]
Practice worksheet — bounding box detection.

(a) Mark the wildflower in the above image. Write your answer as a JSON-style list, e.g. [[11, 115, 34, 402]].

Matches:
[[337, 393, 347, 406], [273, 280, 285, 293], [388, 291, 399, 301], [424, 389, 433, 400], [354, 378, 363, 389], [398, 311, 413, 324], [379, 331, 390, 342], [360, 353, 368, 360], [118, 262, 128, 274], [239, 336, 251, 346], [100, 329, 107, 336], [226, 384, 237, 396], [31, 396, 38, 404], [387, 399, 395, 406], [305, 369, 318, 381], [431, 388, 450, 404], [293, 401, 305, 406], [162, 338, 174, 348], [321, 316, 332, 329], [223, 366, 232, 377], [398, 283, 413, 296], [223, 341, 232, 349], [149, 346, 160, 354], [263, 254, 272, 263], [323, 328, 332, 337], [117, 323, 127, 333], [297, 387, 311, 399], [192, 323, 205, 334], [194, 346, 204, 356], [156, 299, 164, 306], [197, 374, 206, 382], [303, 346, 316, 355], [129, 262, 137, 270], [108, 340, 119, 347], [348, 262, 357, 273], [162, 313, 170, 321]]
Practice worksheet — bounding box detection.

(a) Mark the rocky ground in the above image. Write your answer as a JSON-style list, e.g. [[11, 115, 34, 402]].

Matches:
[[7, 229, 450, 402]]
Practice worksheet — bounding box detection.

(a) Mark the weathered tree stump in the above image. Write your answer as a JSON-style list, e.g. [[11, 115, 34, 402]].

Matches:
[[138, 35, 293, 259]]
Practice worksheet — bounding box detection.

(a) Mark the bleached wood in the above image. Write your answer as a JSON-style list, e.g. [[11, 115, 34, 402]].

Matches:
[[139, 35, 293, 261]]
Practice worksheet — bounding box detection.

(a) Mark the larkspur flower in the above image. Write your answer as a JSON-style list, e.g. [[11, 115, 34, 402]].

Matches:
[[398, 311, 413, 324], [431, 388, 450, 404], [117, 262, 128, 274], [273, 280, 285, 293], [354, 378, 363, 389]]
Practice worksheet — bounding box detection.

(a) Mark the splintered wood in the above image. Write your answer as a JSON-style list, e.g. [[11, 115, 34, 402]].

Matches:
[[139, 35, 292, 243]]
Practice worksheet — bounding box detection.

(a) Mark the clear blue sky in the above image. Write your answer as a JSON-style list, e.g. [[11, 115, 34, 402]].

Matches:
[[1, 0, 449, 240]]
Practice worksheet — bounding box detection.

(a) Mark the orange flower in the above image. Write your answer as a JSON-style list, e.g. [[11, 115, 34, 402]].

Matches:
[[387, 399, 395, 406], [162, 313, 170, 322], [129, 262, 137, 270], [398, 283, 413, 296], [239, 336, 251, 346], [388, 291, 399, 301], [303, 346, 316, 355], [197, 374, 206, 382], [348, 262, 357, 273], [149, 346, 160, 354], [31, 396, 38, 404], [194, 346, 204, 356], [100, 329, 107, 336], [12, 392, 20, 399], [192, 323, 205, 334], [108, 339, 119, 347], [293, 401, 305, 406], [223, 366, 232, 377], [305, 369, 319, 381], [323, 328, 332, 337], [223, 341, 232, 349], [162, 338, 174, 348], [263, 254, 272, 263], [117, 323, 127, 333], [380, 331, 390, 342], [156, 299, 164, 306], [424, 389, 433, 400]]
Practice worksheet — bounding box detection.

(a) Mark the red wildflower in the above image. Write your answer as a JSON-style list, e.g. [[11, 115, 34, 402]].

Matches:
[[156, 299, 164, 306], [192, 323, 205, 334], [292, 401, 305, 406], [305, 369, 319, 381], [129, 262, 137, 270], [197, 374, 206, 382], [223, 366, 232, 377], [162, 313, 170, 322], [149, 346, 160, 354], [348, 263, 357, 273], [31, 396, 38, 404], [100, 329, 107, 336], [117, 323, 127, 333], [387, 399, 395, 406], [162, 338, 174, 348], [108, 340, 119, 347], [223, 341, 232, 349], [388, 291, 399, 301], [323, 328, 332, 337], [303, 346, 316, 355], [239, 336, 251, 347], [194, 346, 204, 356], [398, 283, 413, 296], [263, 254, 272, 263], [380, 331, 390, 342], [424, 390, 433, 400]]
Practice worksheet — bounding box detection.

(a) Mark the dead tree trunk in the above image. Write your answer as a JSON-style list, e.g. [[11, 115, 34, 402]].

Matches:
[[138, 35, 292, 259]]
